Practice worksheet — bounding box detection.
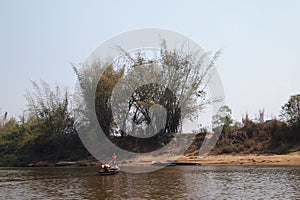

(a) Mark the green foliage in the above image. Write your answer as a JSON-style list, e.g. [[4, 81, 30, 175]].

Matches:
[[0, 117, 26, 166], [212, 105, 233, 129], [187, 117, 300, 155], [280, 94, 300, 125], [23, 81, 89, 162], [0, 81, 90, 166], [94, 65, 124, 136]]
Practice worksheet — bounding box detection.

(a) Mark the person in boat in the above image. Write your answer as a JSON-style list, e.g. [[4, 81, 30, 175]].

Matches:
[[111, 152, 117, 167], [101, 164, 111, 172], [98, 162, 111, 172]]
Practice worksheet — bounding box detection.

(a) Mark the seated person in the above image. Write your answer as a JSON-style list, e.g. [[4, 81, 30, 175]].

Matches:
[[101, 164, 111, 172]]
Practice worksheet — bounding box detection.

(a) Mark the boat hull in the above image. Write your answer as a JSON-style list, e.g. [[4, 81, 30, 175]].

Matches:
[[98, 168, 120, 176], [98, 170, 119, 176]]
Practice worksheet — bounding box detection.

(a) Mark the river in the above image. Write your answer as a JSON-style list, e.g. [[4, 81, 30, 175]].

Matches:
[[0, 166, 299, 199]]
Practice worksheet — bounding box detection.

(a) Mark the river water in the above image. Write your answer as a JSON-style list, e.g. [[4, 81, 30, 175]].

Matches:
[[0, 166, 299, 199]]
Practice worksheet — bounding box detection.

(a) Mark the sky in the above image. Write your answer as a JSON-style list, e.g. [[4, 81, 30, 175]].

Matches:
[[0, 0, 299, 123]]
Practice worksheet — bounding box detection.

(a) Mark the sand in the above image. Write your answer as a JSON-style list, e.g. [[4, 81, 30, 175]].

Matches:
[[119, 151, 300, 167]]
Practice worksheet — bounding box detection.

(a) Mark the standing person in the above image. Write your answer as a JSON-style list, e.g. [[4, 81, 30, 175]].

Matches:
[[111, 152, 117, 167]]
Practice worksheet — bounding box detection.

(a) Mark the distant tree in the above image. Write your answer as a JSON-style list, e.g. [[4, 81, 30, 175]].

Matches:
[[24, 80, 86, 160], [280, 94, 300, 125], [258, 109, 265, 123], [242, 112, 251, 126], [0, 110, 4, 130], [0, 116, 23, 166], [25, 80, 74, 135], [212, 105, 233, 129]]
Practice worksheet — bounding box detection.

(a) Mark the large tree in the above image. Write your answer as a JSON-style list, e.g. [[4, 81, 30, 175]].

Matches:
[[109, 41, 221, 136], [73, 41, 221, 152]]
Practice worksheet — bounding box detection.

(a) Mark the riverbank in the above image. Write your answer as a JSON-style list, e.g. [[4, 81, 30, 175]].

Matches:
[[119, 151, 300, 167], [176, 151, 300, 166], [23, 151, 300, 167]]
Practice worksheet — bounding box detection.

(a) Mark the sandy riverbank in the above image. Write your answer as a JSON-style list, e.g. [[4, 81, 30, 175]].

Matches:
[[25, 151, 300, 167], [119, 151, 300, 167]]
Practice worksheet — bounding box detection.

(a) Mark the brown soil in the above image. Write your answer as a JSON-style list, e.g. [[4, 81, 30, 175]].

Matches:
[[119, 151, 300, 167]]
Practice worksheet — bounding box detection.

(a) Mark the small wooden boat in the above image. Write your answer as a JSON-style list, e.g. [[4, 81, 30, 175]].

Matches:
[[98, 170, 119, 176], [98, 166, 120, 176]]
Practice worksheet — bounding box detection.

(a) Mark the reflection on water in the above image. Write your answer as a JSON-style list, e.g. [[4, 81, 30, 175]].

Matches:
[[0, 166, 299, 199]]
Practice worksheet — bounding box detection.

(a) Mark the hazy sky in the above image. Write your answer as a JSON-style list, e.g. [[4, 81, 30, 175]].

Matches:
[[0, 0, 299, 122]]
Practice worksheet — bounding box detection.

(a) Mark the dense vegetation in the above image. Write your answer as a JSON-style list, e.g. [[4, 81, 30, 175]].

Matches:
[[0, 81, 90, 167], [1, 87, 299, 166], [186, 98, 300, 156], [0, 41, 299, 166]]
